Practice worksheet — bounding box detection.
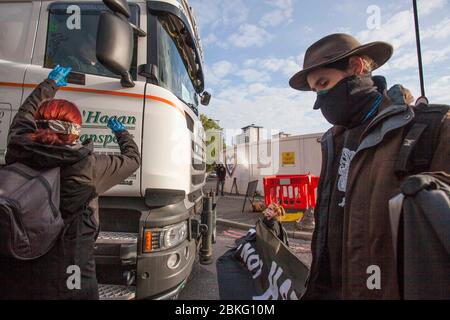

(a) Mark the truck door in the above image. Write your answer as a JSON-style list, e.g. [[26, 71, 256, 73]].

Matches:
[[22, 1, 147, 197], [0, 0, 41, 164]]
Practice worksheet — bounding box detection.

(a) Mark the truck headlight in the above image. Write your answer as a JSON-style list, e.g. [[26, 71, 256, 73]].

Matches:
[[143, 221, 188, 252], [163, 221, 188, 248]]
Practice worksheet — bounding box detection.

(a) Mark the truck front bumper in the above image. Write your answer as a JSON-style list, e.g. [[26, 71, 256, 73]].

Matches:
[[136, 238, 196, 299]]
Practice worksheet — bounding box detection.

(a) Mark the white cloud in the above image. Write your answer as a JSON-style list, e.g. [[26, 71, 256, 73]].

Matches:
[[236, 69, 271, 83], [202, 33, 218, 47], [259, 0, 294, 27], [195, 0, 450, 136], [244, 57, 300, 77], [202, 82, 329, 137], [427, 75, 450, 103], [228, 24, 272, 48], [260, 10, 289, 27], [357, 3, 450, 51], [336, 26, 352, 34], [204, 64, 231, 89], [422, 18, 450, 40], [207, 55, 301, 89], [302, 26, 314, 34], [191, 0, 249, 30], [390, 45, 450, 70], [357, 9, 415, 50], [247, 83, 268, 94], [211, 60, 235, 78], [418, 0, 448, 15]]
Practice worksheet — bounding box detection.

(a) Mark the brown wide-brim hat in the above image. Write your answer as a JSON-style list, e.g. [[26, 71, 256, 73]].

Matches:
[[289, 33, 394, 91]]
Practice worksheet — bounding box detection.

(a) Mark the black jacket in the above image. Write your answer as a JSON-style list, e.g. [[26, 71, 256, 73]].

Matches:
[[262, 218, 289, 246], [0, 79, 141, 300], [216, 165, 226, 180]]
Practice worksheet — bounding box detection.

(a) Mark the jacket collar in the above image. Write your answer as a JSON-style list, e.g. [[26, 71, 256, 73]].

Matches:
[[325, 95, 414, 153], [356, 101, 414, 154], [8, 136, 94, 168]]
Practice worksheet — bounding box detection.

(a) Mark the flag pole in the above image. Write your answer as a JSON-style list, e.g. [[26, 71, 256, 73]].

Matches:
[[412, 0, 426, 99]]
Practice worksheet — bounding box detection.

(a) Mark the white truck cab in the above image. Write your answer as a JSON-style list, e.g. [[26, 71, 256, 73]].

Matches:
[[0, 0, 209, 299]]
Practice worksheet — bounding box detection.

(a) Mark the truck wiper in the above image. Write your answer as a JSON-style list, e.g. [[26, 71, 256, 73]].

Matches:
[[187, 103, 198, 116]]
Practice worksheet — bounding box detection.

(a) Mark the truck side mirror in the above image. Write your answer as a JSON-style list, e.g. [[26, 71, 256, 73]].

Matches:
[[96, 11, 135, 88], [103, 0, 131, 18], [200, 91, 211, 106]]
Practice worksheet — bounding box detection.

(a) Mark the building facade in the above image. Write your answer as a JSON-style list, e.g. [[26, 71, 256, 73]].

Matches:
[[221, 131, 323, 195]]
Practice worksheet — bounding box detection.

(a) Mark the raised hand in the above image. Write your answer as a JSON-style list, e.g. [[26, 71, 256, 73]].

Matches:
[[48, 65, 72, 87], [107, 118, 126, 134]]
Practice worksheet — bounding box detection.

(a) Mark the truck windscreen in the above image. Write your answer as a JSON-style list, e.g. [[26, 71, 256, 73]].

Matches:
[[45, 3, 139, 79], [156, 14, 199, 113]]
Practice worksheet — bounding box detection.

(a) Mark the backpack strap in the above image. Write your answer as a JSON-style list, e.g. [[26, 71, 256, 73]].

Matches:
[[394, 123, 428, 178], [395, 104, 449, 178]]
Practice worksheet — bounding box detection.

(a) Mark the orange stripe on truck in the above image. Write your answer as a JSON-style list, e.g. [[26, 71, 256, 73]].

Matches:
[[0, 81, 185, 117]]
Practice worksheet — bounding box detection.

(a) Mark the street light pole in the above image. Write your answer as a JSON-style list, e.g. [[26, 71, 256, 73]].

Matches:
[[412, 0, 426, 100]]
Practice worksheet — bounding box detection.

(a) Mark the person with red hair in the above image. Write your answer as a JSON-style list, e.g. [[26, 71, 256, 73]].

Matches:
[[31, 98, 82, 146], [0, 66, 141, 300]]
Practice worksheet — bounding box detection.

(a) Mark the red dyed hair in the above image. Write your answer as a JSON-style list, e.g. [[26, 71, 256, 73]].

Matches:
[[29, 99, 82, 146]]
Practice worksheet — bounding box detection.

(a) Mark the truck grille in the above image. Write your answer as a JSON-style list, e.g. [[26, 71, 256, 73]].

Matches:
[[99, 284, 136, 300], [96, 231, 138, 245]]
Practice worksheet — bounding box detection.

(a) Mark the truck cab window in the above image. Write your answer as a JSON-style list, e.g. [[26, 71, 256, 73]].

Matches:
[[157, 15, 199, 113], [44, 3, 139, 79]]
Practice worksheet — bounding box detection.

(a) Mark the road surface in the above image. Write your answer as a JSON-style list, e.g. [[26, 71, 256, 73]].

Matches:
[[178, 225, 311, 300]]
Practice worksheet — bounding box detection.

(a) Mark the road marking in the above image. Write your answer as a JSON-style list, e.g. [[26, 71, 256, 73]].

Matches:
[[223, 231, 244, 239], [289, 244, 311, 253], [225, 229, 246, 237]]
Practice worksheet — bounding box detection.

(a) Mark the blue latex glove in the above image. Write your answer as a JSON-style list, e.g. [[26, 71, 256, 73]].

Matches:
[[107, 118, 126, 133], [48, 64, 72, 87]]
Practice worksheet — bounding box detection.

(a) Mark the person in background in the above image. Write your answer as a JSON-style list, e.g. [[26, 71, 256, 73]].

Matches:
[[215, 163, 227, 196], [0, 65, 141, 300], [261, 203, 289, 245]]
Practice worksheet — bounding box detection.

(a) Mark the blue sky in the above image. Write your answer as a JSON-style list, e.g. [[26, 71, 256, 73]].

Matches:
[[191, 0, 450, 140]]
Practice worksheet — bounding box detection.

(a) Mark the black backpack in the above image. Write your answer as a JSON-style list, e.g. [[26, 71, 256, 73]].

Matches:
[[0, 162, 64, 260], [394, 103, 449, 178], [390, 173, 450, 299], [390, 103, 450, 299]]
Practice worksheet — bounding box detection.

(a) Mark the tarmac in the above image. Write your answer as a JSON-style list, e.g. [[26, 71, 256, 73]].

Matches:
[[204, 179, 313, 241]]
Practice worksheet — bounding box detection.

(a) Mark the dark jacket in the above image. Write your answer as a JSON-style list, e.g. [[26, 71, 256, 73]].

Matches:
[[262, 217, 289, 246], [216, 165, 226, 180], [303, 95, 450, 300], [0, 79, 141, 300]]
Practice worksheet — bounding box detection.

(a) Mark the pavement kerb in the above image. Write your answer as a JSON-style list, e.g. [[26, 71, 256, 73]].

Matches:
[[216, 218, 313, 241]]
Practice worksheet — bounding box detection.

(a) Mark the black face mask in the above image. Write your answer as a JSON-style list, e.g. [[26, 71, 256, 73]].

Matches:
[[314, 75, 381, 128]]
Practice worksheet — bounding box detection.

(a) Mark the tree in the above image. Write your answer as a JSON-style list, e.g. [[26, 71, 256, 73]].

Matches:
[[200, 114, 221, 131], [200, 114, 226, 172]]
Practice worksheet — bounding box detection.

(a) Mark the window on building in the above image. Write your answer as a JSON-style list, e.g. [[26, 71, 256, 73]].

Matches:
[[44, 3, 139, 79]]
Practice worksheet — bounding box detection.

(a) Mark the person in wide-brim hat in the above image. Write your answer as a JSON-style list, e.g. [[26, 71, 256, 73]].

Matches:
[[289, 33, 393, 92], [292, 33, 450, 301]]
